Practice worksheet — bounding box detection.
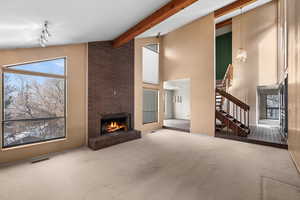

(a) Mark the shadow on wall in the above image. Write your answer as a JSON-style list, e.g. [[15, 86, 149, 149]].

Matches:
[[230, 1, 278, 126]]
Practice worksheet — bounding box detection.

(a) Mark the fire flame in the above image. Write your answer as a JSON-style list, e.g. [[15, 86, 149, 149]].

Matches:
[[106, 121, 127, 133]]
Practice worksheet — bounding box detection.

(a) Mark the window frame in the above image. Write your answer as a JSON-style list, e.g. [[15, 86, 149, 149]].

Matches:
[[142, 87, 159, 125], [1, 57, 67, 148]]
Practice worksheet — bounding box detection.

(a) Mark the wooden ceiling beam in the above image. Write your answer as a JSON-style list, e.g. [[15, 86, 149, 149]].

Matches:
[[112, 0, 199, 48], [216, 18, 232, 29], [214, 0, 257, 18]]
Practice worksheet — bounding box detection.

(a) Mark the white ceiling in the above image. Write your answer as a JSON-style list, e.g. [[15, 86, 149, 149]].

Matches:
[[140, 0, 272, 38], [215, 0, 272, 23], [0, 0, 170, 49], [0, 0, 272, 49], [216, 25, 232, 37], [139, 0, 236, 38]]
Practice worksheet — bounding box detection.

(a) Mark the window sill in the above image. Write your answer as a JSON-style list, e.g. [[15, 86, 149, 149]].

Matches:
[[1, 137, 67, 152]]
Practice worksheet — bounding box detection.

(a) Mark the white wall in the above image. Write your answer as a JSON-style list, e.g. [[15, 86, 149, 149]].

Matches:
[[173, 83, 190, 120], [164, 79, 190, 120]]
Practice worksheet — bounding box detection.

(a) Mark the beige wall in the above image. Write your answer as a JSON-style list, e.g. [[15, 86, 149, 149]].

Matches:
[[277, 0, 288, 83], [161, 13, 215, 136], [287, 0, 300, 172], [0, 44, 87, 163], [134, 37, 164, 133], [230, 2, 278, 125]]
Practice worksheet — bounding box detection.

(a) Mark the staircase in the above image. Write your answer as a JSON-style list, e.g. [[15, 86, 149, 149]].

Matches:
[[215, 64, 250, 137]]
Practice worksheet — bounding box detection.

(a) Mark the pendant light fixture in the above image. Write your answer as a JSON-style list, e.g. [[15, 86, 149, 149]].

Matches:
[[236, 8, 247, 63]]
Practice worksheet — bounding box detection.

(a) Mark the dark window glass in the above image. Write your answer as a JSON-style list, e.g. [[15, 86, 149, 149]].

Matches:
[[143, 89, 158, 124], [266, 95, 279, 120]]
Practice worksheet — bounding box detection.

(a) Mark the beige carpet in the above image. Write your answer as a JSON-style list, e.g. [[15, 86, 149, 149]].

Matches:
[[0, 129, 299, 200]]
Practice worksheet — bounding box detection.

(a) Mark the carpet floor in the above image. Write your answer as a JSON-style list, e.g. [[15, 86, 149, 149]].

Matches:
[[0, 129, 299, 200]]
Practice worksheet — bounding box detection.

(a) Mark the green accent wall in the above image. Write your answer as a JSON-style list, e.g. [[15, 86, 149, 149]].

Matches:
[[216, 32, 232, 80]]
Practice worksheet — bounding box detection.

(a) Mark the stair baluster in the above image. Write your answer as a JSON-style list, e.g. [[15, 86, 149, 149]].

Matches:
[[215, 88, 250, 136]]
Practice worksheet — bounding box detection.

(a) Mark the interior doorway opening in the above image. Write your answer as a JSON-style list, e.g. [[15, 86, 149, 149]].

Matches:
[[257, 85, 280, 126], [163, 79, 191, 132]]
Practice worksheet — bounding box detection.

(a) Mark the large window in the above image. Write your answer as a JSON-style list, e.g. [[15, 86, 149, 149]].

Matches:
[[266, 95, 279, 120], [2, 58, 66, 148], [143, 44, 159, 84], [143, 88, 158, 124]]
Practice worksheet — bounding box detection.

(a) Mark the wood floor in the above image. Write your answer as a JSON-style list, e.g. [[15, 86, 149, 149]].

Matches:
[[216, 125, 288, 149]]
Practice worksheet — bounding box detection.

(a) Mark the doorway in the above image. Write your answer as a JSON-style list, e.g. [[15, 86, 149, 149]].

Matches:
[[252, 84, 288, 146], [163, 79, 191, 132]]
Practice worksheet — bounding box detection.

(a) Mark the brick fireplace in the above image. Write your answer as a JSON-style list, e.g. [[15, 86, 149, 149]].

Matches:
[[89, 112, 140, 150], [88, 41, 141, 150]]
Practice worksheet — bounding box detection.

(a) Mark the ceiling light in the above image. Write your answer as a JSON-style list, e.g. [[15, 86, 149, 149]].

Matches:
[[39, 20, 51, 47], [236, 8, 247, 63], [236, 48, 247, 63]]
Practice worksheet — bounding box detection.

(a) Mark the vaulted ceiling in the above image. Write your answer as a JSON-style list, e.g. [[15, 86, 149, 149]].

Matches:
[[0, 0, 272, 49]]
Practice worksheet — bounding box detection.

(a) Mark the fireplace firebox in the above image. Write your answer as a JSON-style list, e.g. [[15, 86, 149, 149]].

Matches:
[[100, 113, 131, 135], [89, 113, 141, 150]]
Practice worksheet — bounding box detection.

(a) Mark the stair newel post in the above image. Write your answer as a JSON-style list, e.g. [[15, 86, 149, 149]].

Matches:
[[234, 104, 237, 119], [244, 109, 246, 126], [226, 99, 230, 114], [233, 104, 235, 118], [239, 107, 241, 122]]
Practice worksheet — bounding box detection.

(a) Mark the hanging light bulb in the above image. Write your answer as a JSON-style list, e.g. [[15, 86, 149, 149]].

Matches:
[[39, 35, 46, 47], [236, 8, 247, 63], [236, 48, 248, 62], [44, 21, 51, 38], [41, 30, 48, 41]]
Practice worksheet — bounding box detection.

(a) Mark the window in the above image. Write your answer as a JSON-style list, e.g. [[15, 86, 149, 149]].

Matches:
[[143, 88, 158, 124], [2, 58, 66, 148], [143, 44, 159, 84], [266, 95, 279, 120]]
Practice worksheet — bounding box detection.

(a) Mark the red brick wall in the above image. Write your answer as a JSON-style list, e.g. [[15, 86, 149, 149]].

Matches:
[[88, 41, 134, 138]]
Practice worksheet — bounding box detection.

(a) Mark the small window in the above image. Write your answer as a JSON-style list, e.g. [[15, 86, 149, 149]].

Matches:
[[8, 58, 65, 75], [2, 58, 66, 148], [143, 44, 159, 84], [143, 88, 158, 124], [266, 95, 279, 120]]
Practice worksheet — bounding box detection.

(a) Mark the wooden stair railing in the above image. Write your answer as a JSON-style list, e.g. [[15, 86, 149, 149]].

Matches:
[[216, 64, 233, 92], [215, 88, 250, 136]]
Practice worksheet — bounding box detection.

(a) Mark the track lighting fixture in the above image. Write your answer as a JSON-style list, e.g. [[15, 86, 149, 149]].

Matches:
[[156, 32, 161, 38], [39, 21, 51, 47]]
